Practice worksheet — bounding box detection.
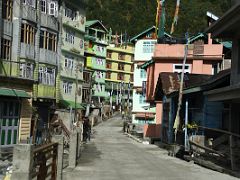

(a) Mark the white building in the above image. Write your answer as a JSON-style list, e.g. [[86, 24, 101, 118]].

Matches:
[[132, 39, 157, 126]]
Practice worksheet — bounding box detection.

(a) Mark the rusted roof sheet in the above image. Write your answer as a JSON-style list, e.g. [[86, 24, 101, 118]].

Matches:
[[135, 112, 155, 119], [155, 72, 212, 100]]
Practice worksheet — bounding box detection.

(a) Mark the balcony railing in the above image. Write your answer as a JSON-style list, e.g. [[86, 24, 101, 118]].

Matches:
[[39, 49, 58, 66], [3, 20, 12, 36], [22, 4, 37, 22], [20, 43, 35, 60], [41, 13, 58, 31]]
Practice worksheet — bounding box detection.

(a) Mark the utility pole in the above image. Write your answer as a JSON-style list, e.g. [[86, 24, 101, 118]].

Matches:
[[173, 32, 189, 142], [74, 63, 79, 124]]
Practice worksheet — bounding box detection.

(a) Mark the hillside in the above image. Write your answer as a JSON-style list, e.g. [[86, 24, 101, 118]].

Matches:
[[84, 0, 231, 38]]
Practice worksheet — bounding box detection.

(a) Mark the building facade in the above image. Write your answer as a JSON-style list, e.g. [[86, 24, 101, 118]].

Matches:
[[142, 37, 223, 139], [0, 0, 61, 146], [58, 0, 85, 113], [132, 39, 157, 130], [105, 44, 134, 111], [85, 20, 108, 106]]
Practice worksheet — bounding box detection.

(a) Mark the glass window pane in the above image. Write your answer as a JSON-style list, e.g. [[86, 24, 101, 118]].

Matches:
[[9, 102, 13, 116], [8, 119, 12, 126], [15, 103, 20, 116], [7, 130, 12, 145], [1, 130, 5, 145], [3, 102, 8, 116], [13, 130, 17, 144], [14, 118, 18, 126], [2, 119, 7, 126]]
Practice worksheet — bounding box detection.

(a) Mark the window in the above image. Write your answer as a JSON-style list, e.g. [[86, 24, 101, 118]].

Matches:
[[21, 23, 35, 45], [107, 52, 112, 58], [173, 64, 191, 73], [83, 72, 91, 83], [40, 30, 57, 51], [117, 73, 124, 80], [38, 67, 55, 86], [131, 65, 134, 72], [143, 41, 156, 53], [65, 7, 77, 20], [140, 69, 146, 78], [65, 30, 75, 44], [106, 72, 111, 79], [118, 53, 125, 60], [96, 58, 104, 65], [64, 56, 74, 70], [131, 55, 134, 61], [23, 0, 36, 8], [95, 83, 102, 92], [48, 1, 58, 17], [2, 0, 12, 20], [82, 89, 90, 102], [1, 38, 11, 60], [96, 71, 103, 79], [139, 94, 145, 104], [130, 75, 133, 82], [106, 62, 112, 69], [20, 63, 33, 79], [40, 0, 46, 13], [63, 81, 73, 94], [118, 63, 124, 71]]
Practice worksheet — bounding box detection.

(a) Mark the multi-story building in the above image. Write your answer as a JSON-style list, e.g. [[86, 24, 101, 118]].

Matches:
[[0, 0, 88, 146], [0, 0, 60, 146], [85, 20, 108, 106], [130, 26, 158, 134], [58, 0, 85, 116], [105, 44, 134, 111]]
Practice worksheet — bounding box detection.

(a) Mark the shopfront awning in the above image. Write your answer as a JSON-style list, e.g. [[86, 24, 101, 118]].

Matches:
[[0, 88, 31, 98], [60, 100, 85, 110], [135, 113, 155, 119]]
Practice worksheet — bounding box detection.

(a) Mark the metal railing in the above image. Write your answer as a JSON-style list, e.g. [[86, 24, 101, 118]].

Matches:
[[31, 142, 58, 180]]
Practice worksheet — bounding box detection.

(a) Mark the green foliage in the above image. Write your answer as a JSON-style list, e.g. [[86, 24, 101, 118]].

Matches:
[[84, 0, 231, 38]]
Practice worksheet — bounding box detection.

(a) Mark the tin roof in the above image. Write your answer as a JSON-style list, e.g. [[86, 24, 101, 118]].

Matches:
[[154, 72, 212, 100]]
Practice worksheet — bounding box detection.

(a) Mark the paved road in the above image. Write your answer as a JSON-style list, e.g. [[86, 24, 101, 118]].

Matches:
[[63, 116, 238, 180]]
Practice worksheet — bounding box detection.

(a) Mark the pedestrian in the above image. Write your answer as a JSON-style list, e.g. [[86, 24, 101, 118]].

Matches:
[[121, 110, 125, 120], [83, 118, 88, 142], [83, 117, 91, 142], [87, 118, 91, 141]]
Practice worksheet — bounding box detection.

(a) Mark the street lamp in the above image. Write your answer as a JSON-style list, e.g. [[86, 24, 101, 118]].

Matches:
[[142, 105, 150, 122]]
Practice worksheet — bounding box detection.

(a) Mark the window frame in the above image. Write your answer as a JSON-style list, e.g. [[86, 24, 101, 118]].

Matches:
[[173, 64, 191, 73], [0, 38, 11, 60]]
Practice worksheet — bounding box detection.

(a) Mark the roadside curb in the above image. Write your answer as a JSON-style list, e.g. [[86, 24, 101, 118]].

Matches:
[[124, 132, 143, 143]]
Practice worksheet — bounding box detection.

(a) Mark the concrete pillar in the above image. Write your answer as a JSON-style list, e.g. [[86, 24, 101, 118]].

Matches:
[[52, 135, 64, 180], [76, 127, 82, 159], [11, 144, 33, 180], [69, 131, 78, 168]]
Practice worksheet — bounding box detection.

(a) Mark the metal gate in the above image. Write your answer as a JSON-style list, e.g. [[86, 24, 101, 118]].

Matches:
[[0, 100, 20, 146]]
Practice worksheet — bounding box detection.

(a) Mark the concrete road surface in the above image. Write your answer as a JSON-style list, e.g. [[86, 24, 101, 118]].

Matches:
[[63, 115, 238, 180]]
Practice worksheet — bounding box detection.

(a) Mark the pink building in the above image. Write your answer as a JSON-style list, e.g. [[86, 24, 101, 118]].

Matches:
[[142, 38, 223, 139]]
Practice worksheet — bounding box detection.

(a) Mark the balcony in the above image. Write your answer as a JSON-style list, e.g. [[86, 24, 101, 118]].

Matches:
[[39, 49, 58, 66], [3, 20, 12, 36], [22, 4, 37, 22], [41, 13, 58, 31], [20, 43, 35, 60], [37, 84, 55, 99]]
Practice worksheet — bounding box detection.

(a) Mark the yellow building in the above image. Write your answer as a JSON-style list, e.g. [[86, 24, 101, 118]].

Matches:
[[105, 45, 134, 108]]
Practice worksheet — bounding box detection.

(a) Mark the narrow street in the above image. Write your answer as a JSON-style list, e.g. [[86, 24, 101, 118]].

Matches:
[[63, 115, 238, 180]]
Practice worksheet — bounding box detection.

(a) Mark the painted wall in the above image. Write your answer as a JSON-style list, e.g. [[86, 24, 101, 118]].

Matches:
[[145, 42, 223, 139], [132, 39, 157, 126]]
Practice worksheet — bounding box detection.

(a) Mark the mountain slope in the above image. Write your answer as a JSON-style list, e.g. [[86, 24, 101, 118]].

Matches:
[[84, 0, 231, 38]]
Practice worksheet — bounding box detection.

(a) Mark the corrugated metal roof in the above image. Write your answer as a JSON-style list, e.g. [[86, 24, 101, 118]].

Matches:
[[155, 72, 212, 100], [140, 60, 154, 69], [85, 20, 108, 32]]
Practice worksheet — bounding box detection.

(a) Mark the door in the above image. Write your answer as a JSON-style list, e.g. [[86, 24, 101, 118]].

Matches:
[[0, 101, 20, 146]]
